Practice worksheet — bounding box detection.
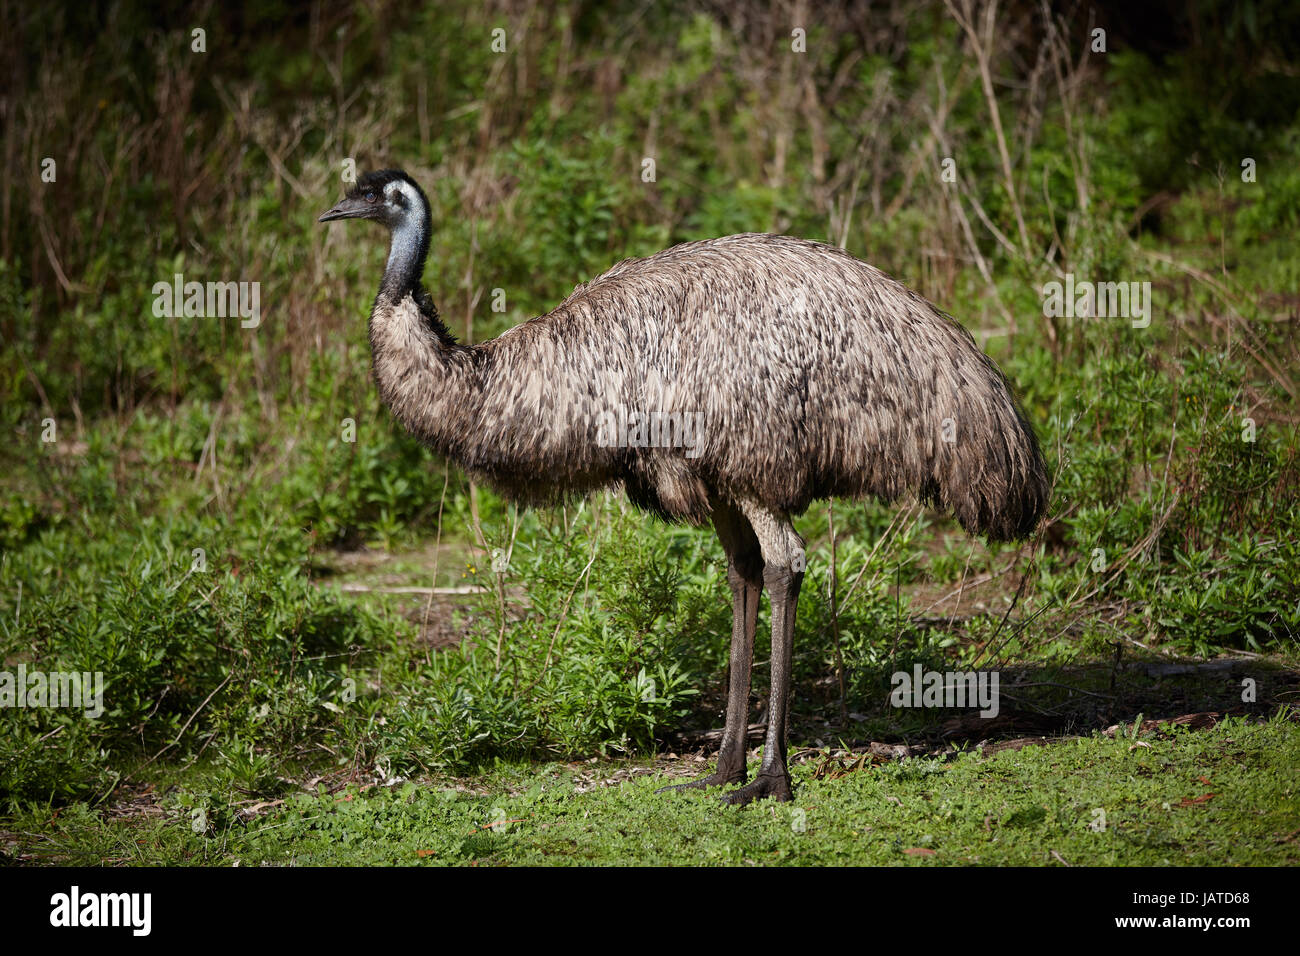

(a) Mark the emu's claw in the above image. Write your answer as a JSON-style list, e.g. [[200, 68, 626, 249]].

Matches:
[[655, 767, 747, 794], [719, 772, 792, 806]]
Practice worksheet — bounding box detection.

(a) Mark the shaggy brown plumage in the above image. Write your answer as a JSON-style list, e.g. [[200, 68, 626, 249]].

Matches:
[[321, 168, 1050, 805]]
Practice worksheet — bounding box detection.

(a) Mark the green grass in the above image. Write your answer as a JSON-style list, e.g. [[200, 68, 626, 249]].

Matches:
[[7, 714, 1296, 866]]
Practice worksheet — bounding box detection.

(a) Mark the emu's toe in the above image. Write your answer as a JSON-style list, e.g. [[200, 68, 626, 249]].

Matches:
[[719, 771, 792, 806], [655, 767, 747, 794]]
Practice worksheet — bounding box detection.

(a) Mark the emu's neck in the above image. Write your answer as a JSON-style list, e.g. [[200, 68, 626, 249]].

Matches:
[[379, 213, 431, 301], [368, 212, 478, 458]]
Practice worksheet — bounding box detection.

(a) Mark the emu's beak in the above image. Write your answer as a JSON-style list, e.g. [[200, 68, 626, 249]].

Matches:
[[318, 197, 368, 222]]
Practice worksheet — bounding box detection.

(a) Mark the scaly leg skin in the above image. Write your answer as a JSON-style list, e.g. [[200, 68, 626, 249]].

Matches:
[[657, 500, 763, 795], [722, 502, 804, 807]]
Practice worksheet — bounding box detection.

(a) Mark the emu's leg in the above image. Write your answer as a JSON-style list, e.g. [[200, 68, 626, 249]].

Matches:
[[721, 500, 804, 806], [657, 498, 763, 793]]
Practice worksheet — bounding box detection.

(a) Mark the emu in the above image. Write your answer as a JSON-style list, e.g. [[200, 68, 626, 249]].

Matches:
[[320, 169, 1049, 805]]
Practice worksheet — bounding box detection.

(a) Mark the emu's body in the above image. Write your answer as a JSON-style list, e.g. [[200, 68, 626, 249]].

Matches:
[[322, 169, 1049, 805]]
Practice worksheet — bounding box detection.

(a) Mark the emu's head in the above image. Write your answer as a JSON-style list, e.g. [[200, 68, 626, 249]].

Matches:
[[320, 168, 432, 290], [318, 168, 429, 233]]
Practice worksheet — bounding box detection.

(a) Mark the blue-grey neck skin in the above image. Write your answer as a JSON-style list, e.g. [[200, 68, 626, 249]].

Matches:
[[380, 213, 429, 301]]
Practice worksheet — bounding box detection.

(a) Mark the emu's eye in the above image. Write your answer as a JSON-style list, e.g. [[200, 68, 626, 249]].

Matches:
[[365, 191, 377, 203]]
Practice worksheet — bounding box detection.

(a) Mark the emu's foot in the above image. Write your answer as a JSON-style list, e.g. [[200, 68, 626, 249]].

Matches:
[[655, 764, 747, 794], [719, 771, 792, 806]]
